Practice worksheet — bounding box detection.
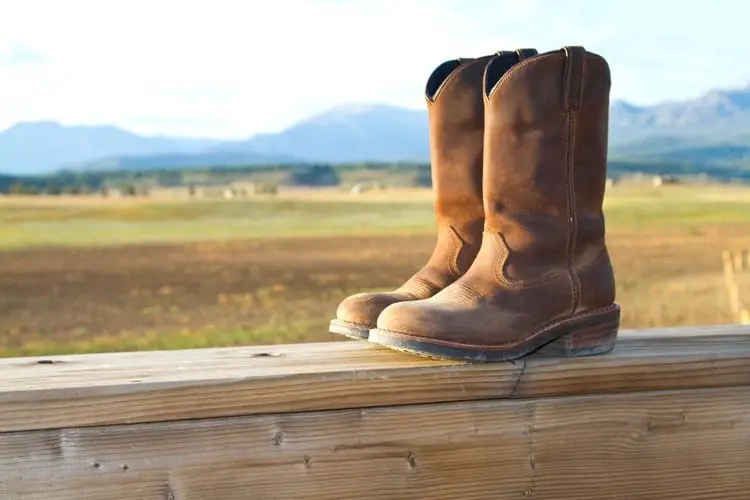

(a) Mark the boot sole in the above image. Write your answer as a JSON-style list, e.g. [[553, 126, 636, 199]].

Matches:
[[368, 304, 621, 362], [329, 319, 372, 340]]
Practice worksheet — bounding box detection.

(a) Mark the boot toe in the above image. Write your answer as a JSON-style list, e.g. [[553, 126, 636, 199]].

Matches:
[[375, 298, 468, 340], [336, 291, 408, 328], [372, 298, 510, 361]]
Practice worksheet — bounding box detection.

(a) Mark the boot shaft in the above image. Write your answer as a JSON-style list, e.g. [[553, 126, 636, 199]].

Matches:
[[425, 49, 537, 240], [482, 47, 611, 279]]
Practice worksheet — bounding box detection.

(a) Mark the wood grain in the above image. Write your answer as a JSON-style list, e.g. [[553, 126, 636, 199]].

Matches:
[[1, 325, 750, 432], [3, 386, 749, 499]]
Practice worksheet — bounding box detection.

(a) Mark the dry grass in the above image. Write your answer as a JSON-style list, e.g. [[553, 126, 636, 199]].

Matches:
[[1, 184, 749, 357]]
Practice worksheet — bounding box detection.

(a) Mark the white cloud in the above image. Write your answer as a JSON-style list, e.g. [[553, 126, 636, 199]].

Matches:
[[0, 0, 748, 137], [0, 0, 496, 137]]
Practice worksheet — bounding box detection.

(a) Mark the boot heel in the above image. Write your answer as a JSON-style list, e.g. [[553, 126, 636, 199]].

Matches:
[[536, 313, 619, 358]]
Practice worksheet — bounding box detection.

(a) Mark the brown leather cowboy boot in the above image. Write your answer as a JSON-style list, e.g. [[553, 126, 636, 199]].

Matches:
[[369, 46, 620, 360], [329, 48, 538, 340]]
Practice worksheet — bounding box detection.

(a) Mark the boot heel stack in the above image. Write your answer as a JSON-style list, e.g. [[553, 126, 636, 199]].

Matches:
[[536, 307, 620, 358]]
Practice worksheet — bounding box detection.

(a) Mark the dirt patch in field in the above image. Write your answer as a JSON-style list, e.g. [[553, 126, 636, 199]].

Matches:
[[0, 234, 435, 355], [1, 227, 748, 357]]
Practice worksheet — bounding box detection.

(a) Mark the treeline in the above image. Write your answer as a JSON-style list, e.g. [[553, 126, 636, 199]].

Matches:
[[1, 159, 747, 196], [0, 162, 433, 195], [606, 159, 750, 181]]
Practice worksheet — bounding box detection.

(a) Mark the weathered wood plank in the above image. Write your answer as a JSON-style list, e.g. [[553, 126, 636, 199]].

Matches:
[[1, 325, 750, 432], [2, 386, 749, 499]]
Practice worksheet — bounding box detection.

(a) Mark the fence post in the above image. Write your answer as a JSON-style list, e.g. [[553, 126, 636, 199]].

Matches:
[[735, 250, 746, 272], [728, 282, 741, 315], [741, 308, 750, 325], [722, 249, 749, 324], [723, 250, 735, 287]]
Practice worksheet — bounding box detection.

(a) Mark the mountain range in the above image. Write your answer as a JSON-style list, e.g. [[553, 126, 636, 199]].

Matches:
[[2, 83, 750, 176]]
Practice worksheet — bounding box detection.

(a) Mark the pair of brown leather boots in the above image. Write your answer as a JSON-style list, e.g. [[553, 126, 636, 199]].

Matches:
[[329, 46, 620, 362]]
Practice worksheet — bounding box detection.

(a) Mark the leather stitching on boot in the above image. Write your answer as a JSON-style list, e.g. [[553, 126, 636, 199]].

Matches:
[[398, 276, 440, 298], [486, 52, 557, 101], [492, 232, 567, 289], [430, 57, 493, 105], [447, 225, 463, 277]]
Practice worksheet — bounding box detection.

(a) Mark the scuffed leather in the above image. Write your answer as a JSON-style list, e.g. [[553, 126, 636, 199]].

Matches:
[[334, 55, 494, 328], [377, 48, 617, 347]]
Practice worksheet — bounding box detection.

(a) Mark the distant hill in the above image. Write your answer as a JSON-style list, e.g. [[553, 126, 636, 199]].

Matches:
[[1, 82, 749, 176], [608, 83, 750, 171], [224, 104, 429, 163], [610, 139, 750, 171], [73, 150, 302, 171], [609, 84, 750, 144], [0, 122, 221, 174], [83, 104, 430, 172], [0, 105, 428, 174]]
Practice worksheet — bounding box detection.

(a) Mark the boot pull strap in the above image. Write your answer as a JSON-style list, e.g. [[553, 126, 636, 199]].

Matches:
[[514, 48, 538, 61], [562, 46, 585, 112]]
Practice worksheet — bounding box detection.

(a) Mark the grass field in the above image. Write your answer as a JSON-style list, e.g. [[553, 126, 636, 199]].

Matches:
[[1, 184, 750, 357]]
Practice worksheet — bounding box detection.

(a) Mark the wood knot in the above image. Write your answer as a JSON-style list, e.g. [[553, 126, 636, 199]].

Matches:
[[406, 452, 417, 470], [272, 430, 285, 445]]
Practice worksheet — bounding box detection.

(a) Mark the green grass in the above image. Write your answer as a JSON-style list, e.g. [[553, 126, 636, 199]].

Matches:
[[7, 322, 320, 358], [1, 185, 750, 251], [602, 186, 750, 227], [0, 198, 436, 250]]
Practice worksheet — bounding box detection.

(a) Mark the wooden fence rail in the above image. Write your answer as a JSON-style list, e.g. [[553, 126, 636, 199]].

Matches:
[[2, 324, 750, 499]]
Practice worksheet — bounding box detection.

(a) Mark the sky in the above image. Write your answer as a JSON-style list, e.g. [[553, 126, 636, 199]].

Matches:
[[1, 0, 749, 139]]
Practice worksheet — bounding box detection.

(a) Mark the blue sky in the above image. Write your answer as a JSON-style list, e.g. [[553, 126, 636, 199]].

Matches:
[[0, 0, 748, 138]]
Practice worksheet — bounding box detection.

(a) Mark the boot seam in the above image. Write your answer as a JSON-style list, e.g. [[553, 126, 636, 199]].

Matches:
[[564, 112, 581, 315], [576, 246, 608, 273], [447, 225, 463, 277], [563, 51, 585, 316]]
